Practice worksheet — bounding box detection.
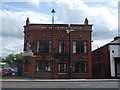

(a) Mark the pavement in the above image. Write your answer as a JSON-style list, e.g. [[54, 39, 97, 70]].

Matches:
[[0, 76, 120, 82]]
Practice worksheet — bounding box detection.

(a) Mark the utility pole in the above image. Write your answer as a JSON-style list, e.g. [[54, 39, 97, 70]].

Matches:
[[66, 25, 74, 78]]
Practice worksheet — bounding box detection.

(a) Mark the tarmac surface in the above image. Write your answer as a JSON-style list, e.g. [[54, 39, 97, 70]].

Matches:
[[1, 76, 120, 82], [1, 77, 120, 89]]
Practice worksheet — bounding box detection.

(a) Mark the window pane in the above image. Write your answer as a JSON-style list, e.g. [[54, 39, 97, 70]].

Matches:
[[59, 41, 61, 53], [81, 61, 88, 73], [58, 63, 67, 73], [76, 41, 80, 53], [81, 41, 84, 53], [73, 40, 87, 54], [73, 41, 76, 53], [26, 41, 30, 50], [49, 41, 52, 53], [73, 60, 88, 73], [73, 61, 80, 73], [36, 61, 51, 72], [45, 41, 49, 53], [84, 41, 87, 53], [36, 61, 44, 71], [44, 61, 51, 71], [39, 40, 44, 53], [38, 40, 51, 53], [37, 41, 39, 52], [59, 40, 65, 53]]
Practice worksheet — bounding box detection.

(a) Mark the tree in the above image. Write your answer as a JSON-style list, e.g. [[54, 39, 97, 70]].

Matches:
[[15, 53, 23, 63], [3, 53, 23, 66], [5, 54, 15, 65], [0, 57, 2, 62], [1, 58, 6, 62]]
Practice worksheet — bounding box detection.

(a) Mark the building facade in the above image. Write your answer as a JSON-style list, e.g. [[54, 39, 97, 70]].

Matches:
[[92, 37, 120, 78], [22, 18, 93, 78]]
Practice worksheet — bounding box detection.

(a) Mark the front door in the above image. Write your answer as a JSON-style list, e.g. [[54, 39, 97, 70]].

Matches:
[[115, 58, 120, 77], [116, 62, 120, 76]]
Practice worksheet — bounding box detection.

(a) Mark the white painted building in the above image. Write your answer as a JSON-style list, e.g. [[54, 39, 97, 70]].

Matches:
[[109, 37, 120, 77]]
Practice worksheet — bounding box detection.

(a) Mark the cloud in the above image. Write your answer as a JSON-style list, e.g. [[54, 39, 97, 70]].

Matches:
[[1, 8, 51, 57], [56, 0, 118, 49], [2, 37, 24, 57], [92, 39, 113, 50], [1, 9, 51, 39], [27, 0, 41, 7], [1, 0, 118, 57]]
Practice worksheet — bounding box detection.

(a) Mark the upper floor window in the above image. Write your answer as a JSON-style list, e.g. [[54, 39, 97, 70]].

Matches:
[[73, 40, 87, 54], [59, 40, 66, 53], [26, 41, 30, 50], [37, 40, 51, 53]]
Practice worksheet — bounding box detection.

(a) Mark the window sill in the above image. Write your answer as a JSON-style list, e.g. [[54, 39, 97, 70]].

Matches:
[[36, 71, 51, 73], [72, 53, 88, 55], [25, 72, 29, 73], [72, 73, 88, 74], [58, 73, 67, 75], [34, 53, 52, 55]]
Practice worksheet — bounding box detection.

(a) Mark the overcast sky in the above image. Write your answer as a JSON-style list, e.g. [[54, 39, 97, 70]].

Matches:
[[1, 0, 119, 57]]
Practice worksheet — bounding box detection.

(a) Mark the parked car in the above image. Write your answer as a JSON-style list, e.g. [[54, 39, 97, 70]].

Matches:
[[0, 68, 2, 76], [2, 69, 14, 76]]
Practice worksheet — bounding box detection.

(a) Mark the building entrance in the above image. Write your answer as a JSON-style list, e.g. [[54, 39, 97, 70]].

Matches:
[[115, 58, 120, 77]]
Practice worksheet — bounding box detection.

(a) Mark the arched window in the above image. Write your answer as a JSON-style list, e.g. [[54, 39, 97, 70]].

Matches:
[[25, 60, 29, 72], [26, 41, 30, 50]]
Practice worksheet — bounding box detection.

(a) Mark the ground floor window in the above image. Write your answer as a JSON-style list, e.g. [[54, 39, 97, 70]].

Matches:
[[58, 62, 67, 73], [36, 60, 51, 72], [73, 60, 88, 73]]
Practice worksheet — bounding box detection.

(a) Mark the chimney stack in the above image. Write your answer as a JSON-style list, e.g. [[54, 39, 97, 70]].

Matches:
[[26, 18, 30, 25], [84, 18, 88, 25]]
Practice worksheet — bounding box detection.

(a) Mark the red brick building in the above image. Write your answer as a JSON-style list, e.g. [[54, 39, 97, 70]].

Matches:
[[92, 37, 120, 78], [92, 45, 111, 78], [22, 18, 93, 78]]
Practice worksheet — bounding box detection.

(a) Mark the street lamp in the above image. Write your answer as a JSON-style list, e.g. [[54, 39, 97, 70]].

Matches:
[[51, 9, 56, 24], [66, 25, 74, 78], [51, 9, 56, 78]]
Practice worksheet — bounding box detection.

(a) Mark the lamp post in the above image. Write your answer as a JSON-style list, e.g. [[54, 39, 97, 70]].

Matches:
[[51, 9, 56, 50], [66, 25, 74, 78], [51, 9, 56, 78], [51, 9, 55, 24]]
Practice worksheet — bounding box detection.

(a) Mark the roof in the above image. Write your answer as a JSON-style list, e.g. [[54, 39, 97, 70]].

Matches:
[[110, 36, 120, 44], [24, 23, 93, 27], [92, 36, 120, 52]]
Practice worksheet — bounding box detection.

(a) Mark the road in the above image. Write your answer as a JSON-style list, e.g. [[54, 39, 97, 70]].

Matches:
[[2, 81, 120, 88]]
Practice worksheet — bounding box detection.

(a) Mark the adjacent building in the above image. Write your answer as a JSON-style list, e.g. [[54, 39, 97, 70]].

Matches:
[[22, 18, 93, 78], [92, 37, 120, 78]]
